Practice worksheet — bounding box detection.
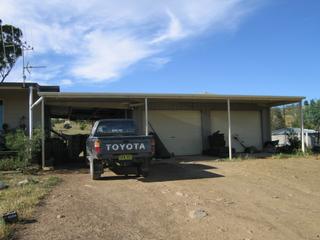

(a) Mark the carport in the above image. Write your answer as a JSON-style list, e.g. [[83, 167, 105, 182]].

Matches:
[[28, 91, 305, 168]]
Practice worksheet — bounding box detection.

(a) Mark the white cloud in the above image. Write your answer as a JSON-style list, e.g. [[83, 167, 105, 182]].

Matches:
[[0, 0, 262, 84], [71, 30, 154, 81], [149, 57, 171, 69], [60, 79, 73, 86], [151, 11, 186, 44]]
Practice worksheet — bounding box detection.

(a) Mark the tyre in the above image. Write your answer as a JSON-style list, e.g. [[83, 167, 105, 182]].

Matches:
[[91, 172, 101, 180], [85, 157, 90, 167], [90, 159, 103, 180], [136, 166, 141, 177], [141, 171, 149, 178]]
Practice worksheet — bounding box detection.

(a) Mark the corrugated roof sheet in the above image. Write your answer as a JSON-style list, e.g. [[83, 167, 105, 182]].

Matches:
[[272, 128, 318, 135]]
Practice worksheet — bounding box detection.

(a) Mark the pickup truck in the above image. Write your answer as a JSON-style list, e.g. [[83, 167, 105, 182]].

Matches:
[[86, 119, 155, 180]]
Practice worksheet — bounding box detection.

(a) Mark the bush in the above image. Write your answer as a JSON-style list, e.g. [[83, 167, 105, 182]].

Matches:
[[288, 134, 301, 151], [79, 121, 87, 130], [0, 157, 26, 171], [4, 128, 42, 166]]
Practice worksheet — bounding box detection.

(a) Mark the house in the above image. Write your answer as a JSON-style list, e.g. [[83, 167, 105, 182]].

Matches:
[[0, 82, 305, 167], [0, 82, 59, 130]]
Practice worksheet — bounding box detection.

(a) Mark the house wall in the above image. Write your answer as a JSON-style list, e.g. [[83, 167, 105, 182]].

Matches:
[[0, 89, 41, 130], [261, 108, 271, 144]]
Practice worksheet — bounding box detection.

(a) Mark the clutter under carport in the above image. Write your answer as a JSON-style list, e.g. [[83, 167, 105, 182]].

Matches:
[[203, 131, 235, 158], [233, 134, 258, 154], [46, 130, 88, 166]]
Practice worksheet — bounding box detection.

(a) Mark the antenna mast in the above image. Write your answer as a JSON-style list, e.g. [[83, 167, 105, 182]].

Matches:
[[21, 43, 46, 87]]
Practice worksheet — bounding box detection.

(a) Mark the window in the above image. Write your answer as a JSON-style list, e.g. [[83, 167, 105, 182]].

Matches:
[[95, 120, 137, 136], [0, 100, 3, 130]]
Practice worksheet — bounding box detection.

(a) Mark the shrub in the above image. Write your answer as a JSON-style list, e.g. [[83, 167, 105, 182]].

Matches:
[[288, 134, 301, 151], [4, 128, 42, 166], [0, 157, 26, 171], [79, 121, 87, 130]]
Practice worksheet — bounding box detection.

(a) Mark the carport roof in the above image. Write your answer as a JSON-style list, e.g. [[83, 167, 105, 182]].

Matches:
[[38, 92, 304, 107]]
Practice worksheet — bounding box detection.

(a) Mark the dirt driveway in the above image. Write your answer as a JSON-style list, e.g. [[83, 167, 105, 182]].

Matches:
[[16, 157, 320, 240]]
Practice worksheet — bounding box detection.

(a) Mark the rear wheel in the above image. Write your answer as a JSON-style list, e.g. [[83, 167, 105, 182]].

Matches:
[[136, 168, 148, 178], [90, 159, 103, 180], [141, 170, 149, 178], [137, 159, 150, 178], [91, 172, 101, 180], [136, 166, 141, 177]]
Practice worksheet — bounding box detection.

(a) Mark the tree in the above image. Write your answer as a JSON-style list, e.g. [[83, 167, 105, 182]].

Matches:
[[285, 103, 300, 128], [0, 20, 23, 83], [271, 107, 286, 130], [304, 99, 320, 131]]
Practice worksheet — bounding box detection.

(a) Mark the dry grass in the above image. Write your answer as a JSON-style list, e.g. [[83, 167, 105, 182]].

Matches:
[[0, 172, 61, 239], [53, 122, 92, 135]]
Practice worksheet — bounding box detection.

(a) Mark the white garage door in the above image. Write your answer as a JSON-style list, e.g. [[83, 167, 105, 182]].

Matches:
[[149, 110, 202, 156], [211, 111, 262, 152]]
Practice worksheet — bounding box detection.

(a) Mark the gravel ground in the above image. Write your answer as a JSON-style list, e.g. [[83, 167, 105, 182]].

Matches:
[[15, 157, 320, 240]]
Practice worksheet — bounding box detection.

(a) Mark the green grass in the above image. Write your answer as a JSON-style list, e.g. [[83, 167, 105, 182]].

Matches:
[[0, 172, 61, 239], [272, 151, 314, 159]]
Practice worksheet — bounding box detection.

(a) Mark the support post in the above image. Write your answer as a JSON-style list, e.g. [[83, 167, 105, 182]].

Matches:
[[227, 98, 232, 160], [145, 98, 148, 136], [29, 86, 33, 140], [41, 97, 45, 169], [305, 132, 309, 148], [300, 101, 305, 153]]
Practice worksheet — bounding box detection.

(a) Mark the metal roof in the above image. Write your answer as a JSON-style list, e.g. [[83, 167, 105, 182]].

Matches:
[[38, 91, 304, 106], [0, 82, 60, 92], [272, 128, 318, 135]]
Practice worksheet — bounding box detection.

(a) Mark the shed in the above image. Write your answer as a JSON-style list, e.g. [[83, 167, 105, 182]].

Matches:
[[29, 91, 305, 167]]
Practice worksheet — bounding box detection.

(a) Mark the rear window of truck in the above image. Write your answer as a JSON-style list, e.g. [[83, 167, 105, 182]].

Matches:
[[94, 120, 137, 136]]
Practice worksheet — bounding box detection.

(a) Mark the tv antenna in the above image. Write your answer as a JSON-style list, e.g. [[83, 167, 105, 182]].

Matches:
[[22, 43, 46, 87]]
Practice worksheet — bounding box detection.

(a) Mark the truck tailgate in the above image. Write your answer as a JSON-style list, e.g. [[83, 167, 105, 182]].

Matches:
[[99, 136, 153, 154]]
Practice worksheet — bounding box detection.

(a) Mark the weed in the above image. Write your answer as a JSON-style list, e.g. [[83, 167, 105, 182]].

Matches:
[[0, 158, 26, 171], [0, 173, 61, 239]]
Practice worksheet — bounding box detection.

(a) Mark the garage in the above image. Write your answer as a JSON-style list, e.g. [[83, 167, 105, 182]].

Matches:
[[148, 110, 202, 156]]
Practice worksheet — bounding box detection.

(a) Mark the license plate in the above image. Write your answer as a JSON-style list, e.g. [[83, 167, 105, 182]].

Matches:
[[118, 154, 133, 161]]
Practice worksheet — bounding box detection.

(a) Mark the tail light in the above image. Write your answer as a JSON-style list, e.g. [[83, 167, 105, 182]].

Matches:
[[94, 140, 101, 154], [151, 138, 155, 156]]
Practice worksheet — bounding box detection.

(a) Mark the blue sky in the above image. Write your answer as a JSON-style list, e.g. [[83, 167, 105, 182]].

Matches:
[[1, 0, 320, 99]]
